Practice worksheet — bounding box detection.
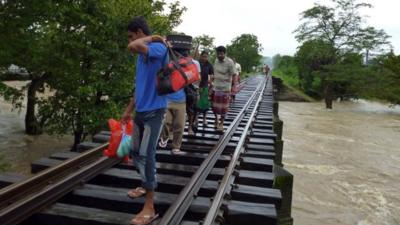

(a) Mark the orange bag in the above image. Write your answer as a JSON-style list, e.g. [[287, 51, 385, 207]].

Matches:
[[103, 119, 133, 159], [157, 47, 200, 95]]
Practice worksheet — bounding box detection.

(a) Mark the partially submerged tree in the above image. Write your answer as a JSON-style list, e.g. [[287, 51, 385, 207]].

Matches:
[[0, 0, 57, 134], [295, 39, 336, 99], [294, 0, 391, 108]]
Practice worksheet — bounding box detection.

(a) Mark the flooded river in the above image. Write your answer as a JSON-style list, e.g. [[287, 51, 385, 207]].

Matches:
[[0, 81, 72, 175], [280, 100, 400, 225]]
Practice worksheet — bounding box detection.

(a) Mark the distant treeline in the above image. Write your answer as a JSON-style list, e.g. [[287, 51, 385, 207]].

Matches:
[[273, 52, 400, 106], [272, 0, 398, 109]]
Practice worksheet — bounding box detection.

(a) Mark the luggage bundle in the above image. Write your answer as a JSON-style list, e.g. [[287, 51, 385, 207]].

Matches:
[[157, 35, 200, 95]]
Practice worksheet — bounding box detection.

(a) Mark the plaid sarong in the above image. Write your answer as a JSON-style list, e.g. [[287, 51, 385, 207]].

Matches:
[[212, 91, 230, 115]]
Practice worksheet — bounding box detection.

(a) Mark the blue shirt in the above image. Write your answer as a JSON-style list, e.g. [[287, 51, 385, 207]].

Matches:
[[167, 89, 186, 103], [135, 42, 167, 112]]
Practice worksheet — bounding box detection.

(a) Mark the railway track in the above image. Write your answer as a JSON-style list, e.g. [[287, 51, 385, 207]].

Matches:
[[0, 74, 281, 225]]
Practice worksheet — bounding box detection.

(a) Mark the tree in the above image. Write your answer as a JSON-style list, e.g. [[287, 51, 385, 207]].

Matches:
[[0, 0, 185, 149], [295, 39, 368, 107], [277, 56, 298, 77], [358, 27, 391, 64], [0, 0, 57, 134], [272, 55, 300, 87], [295, 39, 336, 98], [192, 34, 215, 54], [294, 0, 391, 108], [42, 0, 185, 150], [227, 34, 263, 73], [364, 52, 400, 105]]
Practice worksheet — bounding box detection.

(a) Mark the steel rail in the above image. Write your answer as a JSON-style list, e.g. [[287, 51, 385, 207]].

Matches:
[[203, 77, 267, 225], [0, 143, 120, 225], [0, 143, 108, 207], [158, 77, 266, 225]]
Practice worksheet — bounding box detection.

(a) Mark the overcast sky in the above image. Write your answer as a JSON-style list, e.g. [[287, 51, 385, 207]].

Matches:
[[165, 0, 400, 57]]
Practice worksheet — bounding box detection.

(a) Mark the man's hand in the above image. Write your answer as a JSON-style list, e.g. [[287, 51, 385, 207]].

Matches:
[[121, 111, 132, 125], [121, 97, 135, 124], [151, 35, 165, 43]]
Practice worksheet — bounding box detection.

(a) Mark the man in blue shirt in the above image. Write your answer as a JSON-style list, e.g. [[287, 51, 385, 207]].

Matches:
[[121, 16, 166, 225]]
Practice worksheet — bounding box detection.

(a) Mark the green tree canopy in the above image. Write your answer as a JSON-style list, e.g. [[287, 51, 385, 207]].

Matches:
[[227, 34, 263, 73], [192, 34, 215, 54], [295, 39, 336, 95], [364, 52, 400, 105], [0, 0, 59, 134], [295, 0, 391, 61], [0, 0, 185, 149]]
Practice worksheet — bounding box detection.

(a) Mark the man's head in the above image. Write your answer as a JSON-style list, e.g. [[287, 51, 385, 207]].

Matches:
[[200, 51, 209, 63], [127, 16, 150, 42], [216, 46, 226, 62]]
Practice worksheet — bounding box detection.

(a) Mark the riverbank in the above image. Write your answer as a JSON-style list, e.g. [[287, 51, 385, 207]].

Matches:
[[272, 75, 315, 102]]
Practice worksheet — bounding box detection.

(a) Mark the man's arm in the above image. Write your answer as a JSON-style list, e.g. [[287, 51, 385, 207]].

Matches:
[[230, 61, 238, 77], [121, 97, 135, 123], [208, 64, 214, 82], [127, 35, 165, 55]]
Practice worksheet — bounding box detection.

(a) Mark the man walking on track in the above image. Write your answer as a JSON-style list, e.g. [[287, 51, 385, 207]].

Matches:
[[196, 51, 214, 127], [122, 16, 166, 225], [159, 35, 195, 153], [263, 64, 270, 76], [212, 46, 238, 132]]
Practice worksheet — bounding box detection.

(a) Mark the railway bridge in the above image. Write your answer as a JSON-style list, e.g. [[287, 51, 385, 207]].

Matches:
[[0, 74, 294, 225]]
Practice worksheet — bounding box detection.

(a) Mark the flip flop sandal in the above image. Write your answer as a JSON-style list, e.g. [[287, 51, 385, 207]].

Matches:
[[127, 187, 146, 199], [171, 149, 183, 155], [130, 213, 159, 225], [158, 138, 168, 148], [188, 129, 195, 136], [217, 123, 224, 132]]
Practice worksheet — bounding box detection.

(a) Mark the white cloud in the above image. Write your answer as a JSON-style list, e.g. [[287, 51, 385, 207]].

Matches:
[[165, 0, 400, 56]]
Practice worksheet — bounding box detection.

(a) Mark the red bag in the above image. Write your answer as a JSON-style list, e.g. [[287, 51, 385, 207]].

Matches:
[[157, 47, 200, 95], [103, 119, 133, 161]]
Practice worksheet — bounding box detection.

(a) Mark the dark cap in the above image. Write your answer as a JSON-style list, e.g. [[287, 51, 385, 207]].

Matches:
[[167, 34, 193, 50]]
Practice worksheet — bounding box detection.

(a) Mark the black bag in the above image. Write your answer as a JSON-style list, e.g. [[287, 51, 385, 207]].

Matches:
[[185, 84, 198, 114]]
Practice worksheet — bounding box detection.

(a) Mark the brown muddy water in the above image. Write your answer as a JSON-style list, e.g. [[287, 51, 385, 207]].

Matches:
[[0, 81, 73, 175], [280, 100, 400, 225]]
